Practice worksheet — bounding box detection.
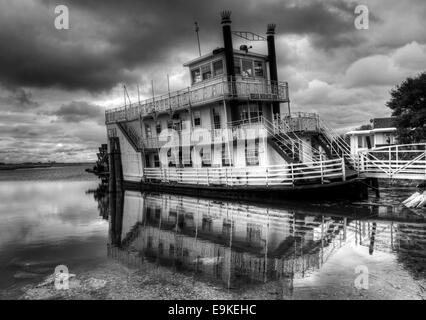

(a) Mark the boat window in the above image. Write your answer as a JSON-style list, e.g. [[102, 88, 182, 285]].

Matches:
[[154, 154, 160, 167], [145, 124, 152, 138], [213, 60, 224, 76], [222, 143, 232, 166], [156, 122, 162, 135], [200, 147, 211, 167], [241, 59, 253, 77], [357, 136, 363, 148], [234, 58, 241, 75], [202, 217, 213, 232], [254, 61, 264, 77], [246, 140, 259, 166], [247, 223, 262, 246], [212, 108, 221, 129], [193, 111, 201, 126], [201, 64, 212, 80], [191, 68, 201, 84]]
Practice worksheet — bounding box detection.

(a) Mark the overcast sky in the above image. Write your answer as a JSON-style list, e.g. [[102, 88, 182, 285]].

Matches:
[[1, 0, 425, 163]]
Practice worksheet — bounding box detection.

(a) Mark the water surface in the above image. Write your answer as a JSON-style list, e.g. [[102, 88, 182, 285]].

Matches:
[[0, 165, 425, 299]]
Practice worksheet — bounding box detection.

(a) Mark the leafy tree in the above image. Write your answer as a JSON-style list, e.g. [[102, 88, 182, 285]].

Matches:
[[386, 72, 426, 143]]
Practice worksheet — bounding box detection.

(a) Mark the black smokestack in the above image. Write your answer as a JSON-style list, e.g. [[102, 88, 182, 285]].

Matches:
[[221, 11, 235, 80], [267, 23, 280, 115]]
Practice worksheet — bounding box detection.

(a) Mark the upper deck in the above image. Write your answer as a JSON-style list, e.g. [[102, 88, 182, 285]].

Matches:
[[105, 76, 289, 124]]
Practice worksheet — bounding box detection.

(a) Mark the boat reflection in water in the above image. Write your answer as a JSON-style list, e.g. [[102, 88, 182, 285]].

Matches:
[[106, 190, 426, 297]]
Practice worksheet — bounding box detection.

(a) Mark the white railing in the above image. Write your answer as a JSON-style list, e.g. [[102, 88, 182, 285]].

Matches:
[[105, 77, 289, 124], [275, 112, 320, 133], [358, 143, 426, 180], [144, 158, 346, 187]]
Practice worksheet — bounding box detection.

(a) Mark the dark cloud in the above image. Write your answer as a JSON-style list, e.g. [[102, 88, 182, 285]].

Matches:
[[0, 88, 39, 111], [0, 0, 361, 93], [52, 101, 105, 124]]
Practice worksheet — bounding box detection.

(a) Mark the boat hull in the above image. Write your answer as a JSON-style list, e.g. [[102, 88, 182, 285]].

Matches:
[[122, 177, 369, 203]]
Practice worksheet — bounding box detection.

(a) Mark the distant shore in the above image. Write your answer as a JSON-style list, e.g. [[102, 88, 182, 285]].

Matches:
[[0, 162, 95, 171]]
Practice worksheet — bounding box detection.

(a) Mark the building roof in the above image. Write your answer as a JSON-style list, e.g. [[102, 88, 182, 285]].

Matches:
[[183, 48, 268, 67], [372, 117, 396, 129], [345, 127, 397, 136]]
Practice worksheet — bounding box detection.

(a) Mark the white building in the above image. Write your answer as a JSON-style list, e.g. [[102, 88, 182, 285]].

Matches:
[[345, 117, 397, 154]]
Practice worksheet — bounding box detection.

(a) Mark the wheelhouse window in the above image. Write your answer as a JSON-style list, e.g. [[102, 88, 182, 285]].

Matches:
[[193, 111, 201, 126], [241, 59, 253, 77], [191, 68, 201, 84], [234, 58, 241, 75], [201, 64, 212, 80], [357, 136, 363, 148], [213, 60, 224, 76], [254, 61, 264, 77]]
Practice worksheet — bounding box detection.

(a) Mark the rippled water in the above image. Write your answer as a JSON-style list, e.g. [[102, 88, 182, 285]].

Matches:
[[0, 165, 425, 299]]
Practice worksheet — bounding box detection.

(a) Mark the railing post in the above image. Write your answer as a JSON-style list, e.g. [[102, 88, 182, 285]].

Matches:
[[206, 168, 209, 185], [266, 168, 269, 187], [320, 154, 324, 184], [341, 157, 346, 181], [291, 163, 294, 187]]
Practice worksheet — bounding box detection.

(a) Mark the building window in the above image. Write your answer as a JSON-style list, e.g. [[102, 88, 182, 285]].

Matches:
[[167, 120, 173, 129], [191, 68, 201, 84], [246, 140, 259, 166], [145, 154, 151, 167], [201, 64, 212, 80], [193, 111, 201, 126], [241, 59, 253, 77], [145, 124, 152, 138], [254, 61, 264, 77], [234, 58, 241, 75], [213, 60, 224, 76], [156, 122, 162, 135]]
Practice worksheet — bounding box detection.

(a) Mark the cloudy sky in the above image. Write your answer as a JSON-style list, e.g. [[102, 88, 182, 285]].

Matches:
[[0, 0, 425, 163]]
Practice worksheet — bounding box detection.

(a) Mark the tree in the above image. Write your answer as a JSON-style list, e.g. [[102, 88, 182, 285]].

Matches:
[[386, 72, 426, 143]]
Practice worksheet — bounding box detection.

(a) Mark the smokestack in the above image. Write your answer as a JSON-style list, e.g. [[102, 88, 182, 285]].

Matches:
[[267, 24, 280, 115], [221, 11, 235, 80]]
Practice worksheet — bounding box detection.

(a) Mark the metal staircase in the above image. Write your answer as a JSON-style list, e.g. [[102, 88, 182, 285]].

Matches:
[[262, 117, 321, 163], [116, 122, 142, 151]]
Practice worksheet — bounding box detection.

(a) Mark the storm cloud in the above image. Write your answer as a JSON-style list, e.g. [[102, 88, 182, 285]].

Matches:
[[0, 0, 425, 162], [0, 0, 362, 92]]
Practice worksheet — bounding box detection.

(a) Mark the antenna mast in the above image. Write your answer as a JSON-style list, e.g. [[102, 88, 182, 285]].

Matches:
[[194, 21, 201, 56]]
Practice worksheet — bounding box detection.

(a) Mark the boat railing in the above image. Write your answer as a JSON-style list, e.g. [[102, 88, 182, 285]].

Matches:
[[144, 157, 346, 186], [105, 77, 289, 124]]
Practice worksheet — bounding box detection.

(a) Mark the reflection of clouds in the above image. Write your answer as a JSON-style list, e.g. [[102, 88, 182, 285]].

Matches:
[[0, 181, 108, 249]]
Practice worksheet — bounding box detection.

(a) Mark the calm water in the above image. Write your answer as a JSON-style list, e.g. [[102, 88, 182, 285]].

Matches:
[[0, 165, 425, 299], [0, 165, 108, 299]]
